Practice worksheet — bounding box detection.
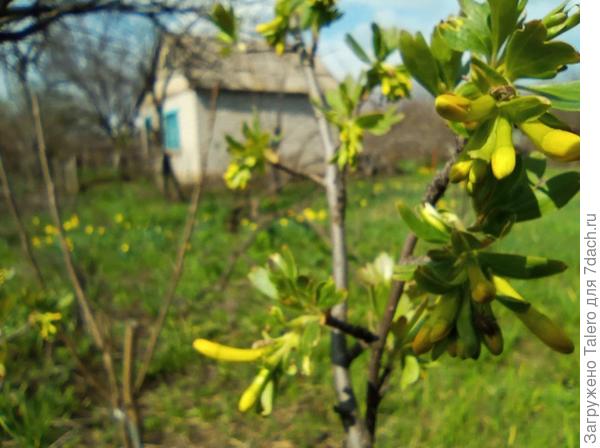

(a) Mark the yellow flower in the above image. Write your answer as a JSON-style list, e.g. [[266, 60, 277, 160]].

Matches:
[[114, 213, 124, 224], [85, 225, 94, 235], [31, 236, 42, 248], [373, 183, 384, 194], [241, 218, 251, 227], [302, 208, 317, 222], [63, 214, 80, 231], [317, 209, 328, 221], [44, 224, 58, 235], [279, 218, 289, 227], [29, 311, 62, 340], [32, 216, 40, 226], [359, 198, 368, 208], [98, 226, 106, 236], [120, 243, 130, 253]]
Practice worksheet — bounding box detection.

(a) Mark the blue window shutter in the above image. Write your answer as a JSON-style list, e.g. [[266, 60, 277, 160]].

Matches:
[[163, 111, 180, 150]]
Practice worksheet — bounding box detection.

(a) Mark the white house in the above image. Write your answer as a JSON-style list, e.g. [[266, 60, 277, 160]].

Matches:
[[139, 38, 338, 184]]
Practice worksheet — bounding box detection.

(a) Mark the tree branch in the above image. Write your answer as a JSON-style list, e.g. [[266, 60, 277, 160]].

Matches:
[[323, 311, 379, 344], [134, 83, 220, 393], [365, 140, 463, 444], [270, 160, 326, 188], [296, 33, 367, 448], [31, 91, 126, 444]]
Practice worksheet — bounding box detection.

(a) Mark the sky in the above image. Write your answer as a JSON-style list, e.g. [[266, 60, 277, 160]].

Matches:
[[317, 0, 580, 80]]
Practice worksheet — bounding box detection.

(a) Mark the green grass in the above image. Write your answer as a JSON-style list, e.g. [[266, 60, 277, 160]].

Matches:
[[0, 171, 579, 447]]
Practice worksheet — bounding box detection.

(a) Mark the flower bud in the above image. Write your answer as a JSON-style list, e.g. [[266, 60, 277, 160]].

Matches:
[[449, 159, 473, 183], [491, 117, 516, 179], [435, 94, 496, 122], [239, 367, 271, 412], [193, 338, 267, 362], [466, 262, 496, 303], [519, 120, 580, 162]]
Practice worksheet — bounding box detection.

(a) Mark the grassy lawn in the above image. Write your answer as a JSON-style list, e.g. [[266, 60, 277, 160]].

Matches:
[[0, 170, 578, 447]]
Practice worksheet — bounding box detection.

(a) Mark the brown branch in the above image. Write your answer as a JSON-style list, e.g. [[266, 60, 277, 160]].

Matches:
[[323, 311, 379, 344], [296, 32, 367, 447], [270, 161, 326, 188], [134, 83, 220, 393], [59, 333, 110, 402], [365, 141, 463, 445], [0, 148, 46, 289], [122, 322, 141, 448], [31, 92, 122, 416]]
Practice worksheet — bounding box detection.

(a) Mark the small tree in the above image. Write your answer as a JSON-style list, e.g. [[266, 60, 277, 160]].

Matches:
[[196, 1, 580, 447]]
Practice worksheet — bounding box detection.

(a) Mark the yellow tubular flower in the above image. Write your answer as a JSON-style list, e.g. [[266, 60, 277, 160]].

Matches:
[[516, 306, 574, 354], [239, 367, 271, 412], [466, 261, 496, 303], [519, 120, 580, 162], [491, 116, 516, 179], [449, 159, 473, 183], [435, 94, 496, 122], [193, 338, 267, 362]]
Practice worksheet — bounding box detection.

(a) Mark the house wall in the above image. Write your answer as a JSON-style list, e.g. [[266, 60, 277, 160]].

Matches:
[[196, 89, 324, 180], [162, 89, 202, 184], [139, 86, 326, 185]]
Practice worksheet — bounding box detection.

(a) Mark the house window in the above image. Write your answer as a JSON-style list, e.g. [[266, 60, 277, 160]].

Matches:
[[163, 110, 181, 150], [144, 116, 153, 133]]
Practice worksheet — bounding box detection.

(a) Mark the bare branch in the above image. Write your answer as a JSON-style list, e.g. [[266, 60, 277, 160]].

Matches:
[[365, 140, 463, 444], [270, 160, 326, 187], [134, 83, 220, 393]]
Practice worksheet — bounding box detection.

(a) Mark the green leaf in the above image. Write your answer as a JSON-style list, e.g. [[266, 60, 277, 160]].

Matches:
[[299, 321, 320, 356], [400, 355, 420, 390], [470, 57, 509, 91], [248, 267, 278, 300], [397, 202, 451, 244], [345, 33, 371, 64], [488, 0, 521, 56], [478, 252, 567, 279], [414, 266, 456, 294], [210, 3, 237, 43], [524, 153, 547, 179], [518, 80, 579, 111], [439, 0, 492, 57], [371, 23, 384, 60], [315, 279, 341, 308], [356, 109, 403, 136], [399, 31, 440, 96], [511, 171, 579, 221], [431, 25, 464, 90], [496, 95, 551, 123], [504, 20, 579, 80]]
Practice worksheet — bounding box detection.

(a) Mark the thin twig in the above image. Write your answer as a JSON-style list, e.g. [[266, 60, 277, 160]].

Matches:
[[122, 322, 141, 448], [0, 148, 46, 289], [134, 83, 220, 393], [59, 333, 110, 402], [270, 161, 326, 187], [365, 141, 463, 444], [31, 93, 122, 422], [323, 311, 379, 343], [296, 31, 366, 447]]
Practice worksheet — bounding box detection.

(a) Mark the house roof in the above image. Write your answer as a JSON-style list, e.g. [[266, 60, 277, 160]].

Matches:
[[166, 37, 338, 95]]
